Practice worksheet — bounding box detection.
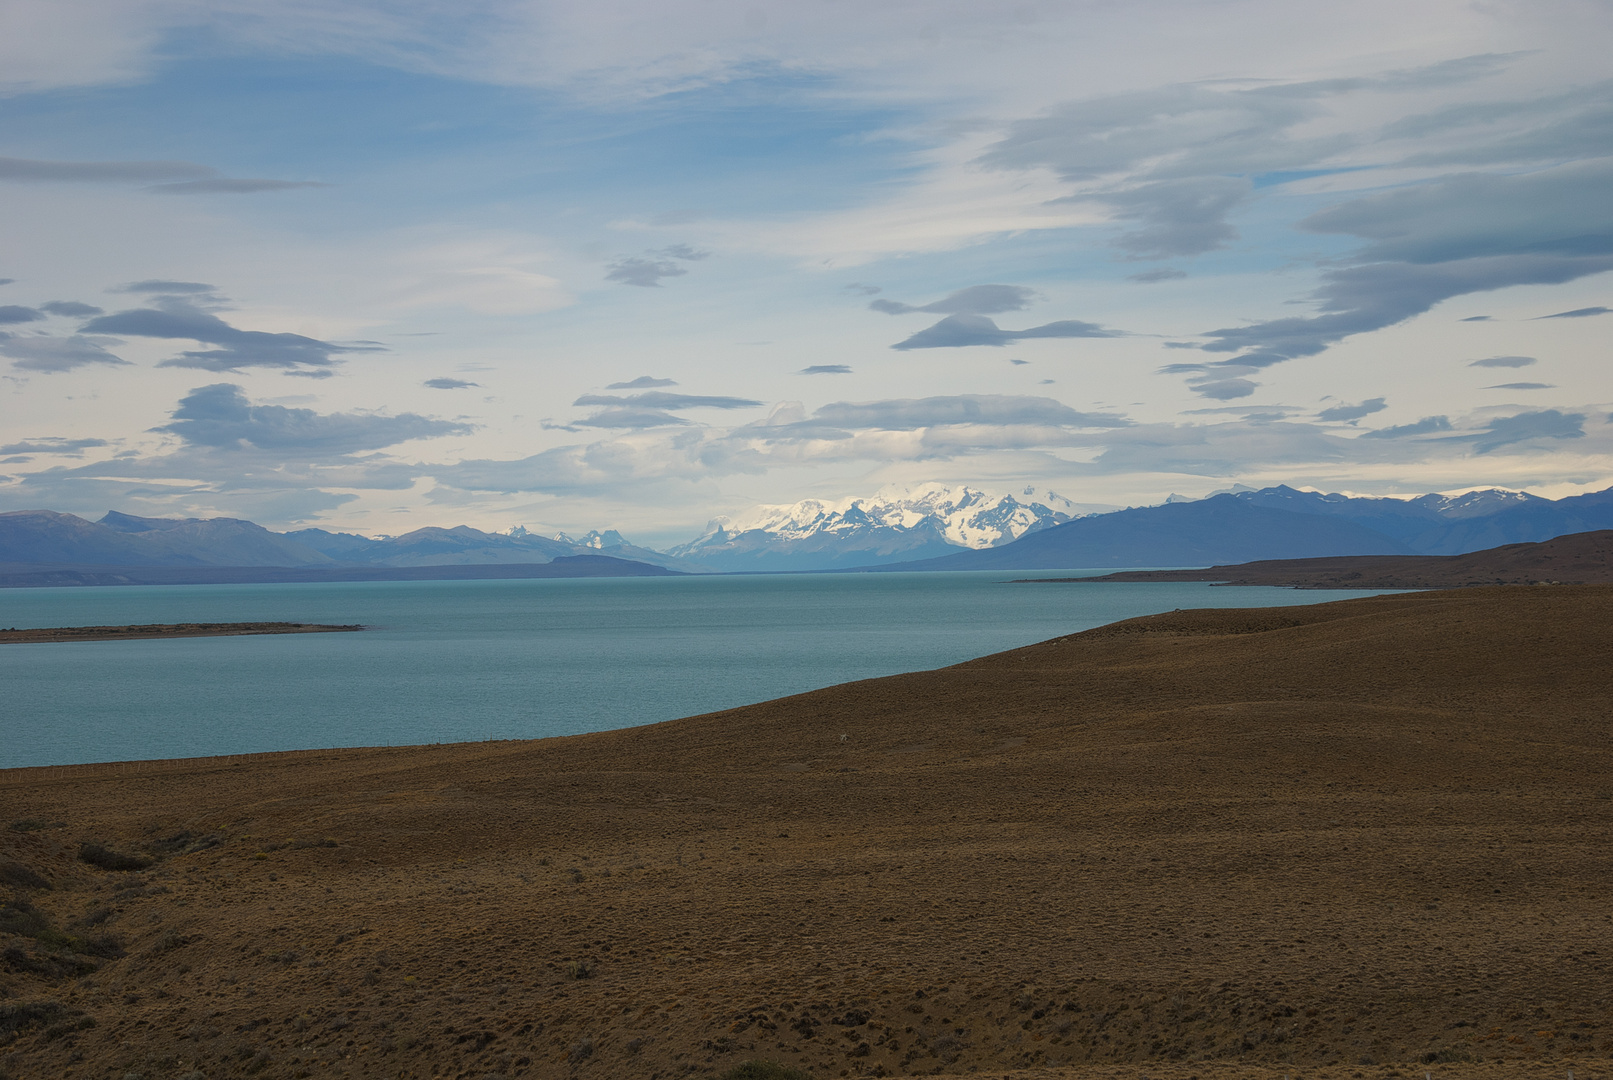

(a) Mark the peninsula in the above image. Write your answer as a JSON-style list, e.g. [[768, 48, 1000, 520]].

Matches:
[[0, 622, 365, 645]]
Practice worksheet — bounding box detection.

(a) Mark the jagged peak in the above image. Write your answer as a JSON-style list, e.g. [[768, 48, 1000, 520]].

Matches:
[[674, 483, 1081, 553]]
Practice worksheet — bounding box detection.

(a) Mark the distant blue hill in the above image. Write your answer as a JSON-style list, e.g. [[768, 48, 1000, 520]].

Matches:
[[0, 510, 700, 576], [0, 554, 681, 589]]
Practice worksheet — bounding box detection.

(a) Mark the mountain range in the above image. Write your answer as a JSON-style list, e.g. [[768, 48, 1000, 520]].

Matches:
[[0, 510, 700, 576], [668, 483, 1080, 572], [882, 484, 1613, 571], [3, 481, 1612, 583]]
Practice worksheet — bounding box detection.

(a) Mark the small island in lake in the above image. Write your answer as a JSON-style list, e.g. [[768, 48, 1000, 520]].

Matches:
[[0, 622, 365, 644]]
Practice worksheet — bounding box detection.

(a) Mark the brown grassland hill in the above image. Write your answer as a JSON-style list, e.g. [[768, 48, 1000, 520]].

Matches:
[[1052, 529, 1613, 589], [2, 585, 1612, 1080]]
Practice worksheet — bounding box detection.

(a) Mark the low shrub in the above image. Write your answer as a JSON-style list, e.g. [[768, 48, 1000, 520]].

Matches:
[[0, 862, 51, 891], [0, 1000, 69, 1044], [719, 1062, 815, 1080], [78, 843, 153, 872], [0, 898, 50, 939]]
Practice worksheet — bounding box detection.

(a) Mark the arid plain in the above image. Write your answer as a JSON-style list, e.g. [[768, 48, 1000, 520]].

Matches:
[[3, 585, 1612, 1080]]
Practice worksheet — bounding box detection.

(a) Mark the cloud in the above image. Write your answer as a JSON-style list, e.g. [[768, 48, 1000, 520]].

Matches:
[[1537, 306, 1611, 319], [1158, 362, 1263, 399], [82, 298, 379, 372], [156, 383, 471, 454], [807, 394, 1128, 431], [424, 377, 479, 389], [0, 279, 14, 286], [870, 284, 1036, 316], [0, 437, 108, 456], [0, 156, 215, 183], [1191, 378, 1258, 400], [1128, 268, 1187, 284], [1198, 253, 1613, 368], [574, 391, 762, 410], [1300, 160, 1613, 265], [1359, 416, 1453, 439], [1468, 355, 1535, 368], [1460, 315, 1492, 322], [845, 283, 881, 296], [1317, 397, 1387, 423], [605, 376, 678, 389], [1472, 409, 1585, 453], [605, 256, 687, 287], [148, 178, 328, 195], [799, 364, 851, 374], [605, 243, 708, 287], [572, 408, 690, 429], [428, 393, 1135, 498], [38, 300, 103, 317], [566, 390, 764, 430], [110, 280, 216, 294], [869, 283, 1118, 351], [1388, 79, 1613, 168], [1483, 382, 1553, 390], [0, 155, 323, 195], [892, 313, 1117, 350], [0, 154, 328, 198], [0, 305, 44, 325], [0, 334, 130, 372], [1191, 161, 1613, 370], [979, 82, 1356, 259], [1101, 176, 1252, 259], [656, 243, 709, 261]]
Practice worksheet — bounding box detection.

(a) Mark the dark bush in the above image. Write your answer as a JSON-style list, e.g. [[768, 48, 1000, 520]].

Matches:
[[78, 842, 153, 872], [0, 862, 50, 891], [0, 898, 50, 938], [0, 1000, 69, 1044], [75, 933, 125, 959], [719, 1063, 815, 1080], [147, 831, 195, 855]]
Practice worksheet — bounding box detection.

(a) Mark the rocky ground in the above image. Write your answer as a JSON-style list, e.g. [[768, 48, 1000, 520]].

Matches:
[[2, 585, 1610, 1080]]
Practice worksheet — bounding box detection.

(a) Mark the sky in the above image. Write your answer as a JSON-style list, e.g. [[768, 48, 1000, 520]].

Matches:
[[0, 0, 1610, 547]]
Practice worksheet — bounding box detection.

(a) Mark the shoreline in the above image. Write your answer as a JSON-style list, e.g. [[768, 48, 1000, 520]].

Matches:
[[0, 621, 365, 645]]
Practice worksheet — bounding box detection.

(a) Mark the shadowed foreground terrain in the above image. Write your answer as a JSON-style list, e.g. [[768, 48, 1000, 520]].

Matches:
[[1048, 529, 1613, 589], [2, 586, 1612, 1080]]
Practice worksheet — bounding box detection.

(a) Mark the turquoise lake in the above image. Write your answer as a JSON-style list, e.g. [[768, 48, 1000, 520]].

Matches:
[[0, 572, 1398, 768]]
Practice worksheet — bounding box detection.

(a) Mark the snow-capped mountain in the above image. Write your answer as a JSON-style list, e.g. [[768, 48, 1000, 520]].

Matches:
[[669, 483, 1083, 572], [551, 529, 630, 549]]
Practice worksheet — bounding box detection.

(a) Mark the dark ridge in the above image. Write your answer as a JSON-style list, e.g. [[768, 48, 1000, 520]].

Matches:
[[1016, 528, 1613, 589]]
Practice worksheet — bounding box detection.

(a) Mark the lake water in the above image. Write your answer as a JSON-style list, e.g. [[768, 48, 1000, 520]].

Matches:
[[0, 572, 1398, 768]]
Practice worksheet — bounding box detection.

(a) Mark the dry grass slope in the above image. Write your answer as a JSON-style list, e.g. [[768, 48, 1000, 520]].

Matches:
[[1, 585, 1611, 1080]]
